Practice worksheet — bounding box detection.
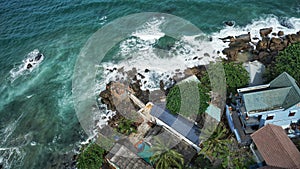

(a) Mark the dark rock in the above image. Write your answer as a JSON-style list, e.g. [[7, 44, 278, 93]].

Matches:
[[222, 48, 238, 61], [193, 56, 198, 60], [271, 37, 282, 44], [252, 37, 259, 40], [224, 21, 235, 26], [283, 39, 289, 47], [235, 32, 251, 42], [204, 53, 210, 57], [132, 75, 137, 81], [100, 90, 111, 99], [35, 53, 42, 61], [229, 41, 252, 52], [144, 69, 150, 73], [272, 32, 277, 36], [278, 31, 284, 36], [256, 39, 268, 51], [219, 36, 234, 42], [258, 51, 270, 59], [291, 34, 300, 43], [252, 50, 259, 55], [27, 63, 33, 69], [137, 73, 145, 79], [159, 80, 165, 91], [259, 27, 273, 38]]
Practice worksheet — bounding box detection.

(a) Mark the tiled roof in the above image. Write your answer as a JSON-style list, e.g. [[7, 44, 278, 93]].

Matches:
[[243, 87, 291, 112], [106, 143, 153, 169], [270, 72, 300, 109], [150, 104, 201, 145], [240, 72, 300, 112], [251, 124, 300, 169]]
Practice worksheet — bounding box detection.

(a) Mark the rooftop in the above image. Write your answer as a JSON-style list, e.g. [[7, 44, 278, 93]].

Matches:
[[150, 104, 201, 145], [251, 124, 300, 169], [106, 143, 153, 169], [239, 72, 300, 113]]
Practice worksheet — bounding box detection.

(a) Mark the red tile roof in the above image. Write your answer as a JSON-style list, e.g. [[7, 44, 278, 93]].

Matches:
[[251, 124, 300, 169]]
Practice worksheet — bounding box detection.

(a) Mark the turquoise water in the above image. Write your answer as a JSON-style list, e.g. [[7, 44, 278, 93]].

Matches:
[[0, 0, 299, 168]]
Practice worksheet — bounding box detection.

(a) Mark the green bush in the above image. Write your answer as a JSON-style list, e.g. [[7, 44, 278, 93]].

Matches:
[[201, 62, 249, 95], [166, 81, 210, 117], [115, 117, 137, 135], [76, 143, 106, 169], [265, 43, 300, 82]]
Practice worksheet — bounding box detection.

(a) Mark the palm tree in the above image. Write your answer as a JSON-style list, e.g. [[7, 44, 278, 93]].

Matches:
[[149, 137, 184, 169], [199, 122, 230, 163]]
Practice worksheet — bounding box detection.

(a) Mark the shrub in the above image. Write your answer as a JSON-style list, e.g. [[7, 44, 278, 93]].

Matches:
[[76, 143, 106, 169]]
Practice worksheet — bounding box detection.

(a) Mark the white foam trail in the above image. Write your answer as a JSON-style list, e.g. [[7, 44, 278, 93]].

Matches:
[[132, 17, 165, 42], [1, 111, 25, 145]]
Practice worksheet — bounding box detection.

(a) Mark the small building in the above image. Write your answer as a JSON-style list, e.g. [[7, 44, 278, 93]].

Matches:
[[250, 124, 300, 169], [227, 72, 300, 145], [149, 103, 202, 152], [106, 143, 153, 169]]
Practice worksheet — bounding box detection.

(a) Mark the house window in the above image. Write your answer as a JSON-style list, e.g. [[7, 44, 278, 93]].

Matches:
[[266, 115, 274, 120], [288, 111, 296, 117]]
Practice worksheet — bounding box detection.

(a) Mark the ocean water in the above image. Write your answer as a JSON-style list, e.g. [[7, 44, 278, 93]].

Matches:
[[0, 0, 300, 168]]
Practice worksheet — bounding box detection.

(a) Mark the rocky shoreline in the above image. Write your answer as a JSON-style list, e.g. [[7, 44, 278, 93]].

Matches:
[[98, 28, 300, 129], [221, 27, 300, 67]]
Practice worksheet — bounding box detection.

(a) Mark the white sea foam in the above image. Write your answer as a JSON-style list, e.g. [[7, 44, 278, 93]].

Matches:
[[209, 16, 300, 58], [95, 15, 300, 130], [9, 49, 44, 82], [132, 17, 165, 42]]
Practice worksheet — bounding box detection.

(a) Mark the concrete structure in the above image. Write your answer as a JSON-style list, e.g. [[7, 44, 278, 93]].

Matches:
[[243, 60, 265, 86], [227, 72, 300, 145]]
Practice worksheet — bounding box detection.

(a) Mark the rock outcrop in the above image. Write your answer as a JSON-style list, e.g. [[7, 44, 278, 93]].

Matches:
[[220, 28, 300, 66]]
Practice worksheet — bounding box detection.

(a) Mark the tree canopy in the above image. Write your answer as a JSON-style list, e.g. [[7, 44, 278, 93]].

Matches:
[[265, 42, 300, 83], [166, 81, 210, 118], [201, 62, 249, 95], [76, 143, 106, 169], [149, 137, 184, 169]]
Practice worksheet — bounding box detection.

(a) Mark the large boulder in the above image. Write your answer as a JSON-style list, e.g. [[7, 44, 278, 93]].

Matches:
[[278, 31, 284, 36], [256, 39, 269, 51], [235, 33, 251, 43], [222, 48, 238, 61], [270, 37, 282, 44], [259, 27, 273, 38]]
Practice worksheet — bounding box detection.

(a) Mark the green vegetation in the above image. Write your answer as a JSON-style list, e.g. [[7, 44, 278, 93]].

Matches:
[[166, 81, 210, 117], [115, 117, 137, 135], [149, 137, 184, 169], [76, 143, 106, 169], [188, 154, 213, 169], [199, 123, 255, 168], [265, 42, 300, 82], [201, 62, 249, 95]]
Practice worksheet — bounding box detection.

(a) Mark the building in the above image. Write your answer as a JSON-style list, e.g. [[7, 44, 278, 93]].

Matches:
[[250, 124, 300, 169], [227, 72, 300, 145], [106, 142, 153, 169]]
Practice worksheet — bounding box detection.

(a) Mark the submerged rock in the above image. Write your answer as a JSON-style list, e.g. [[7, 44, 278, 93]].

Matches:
[[224, 21, 235, 26]]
